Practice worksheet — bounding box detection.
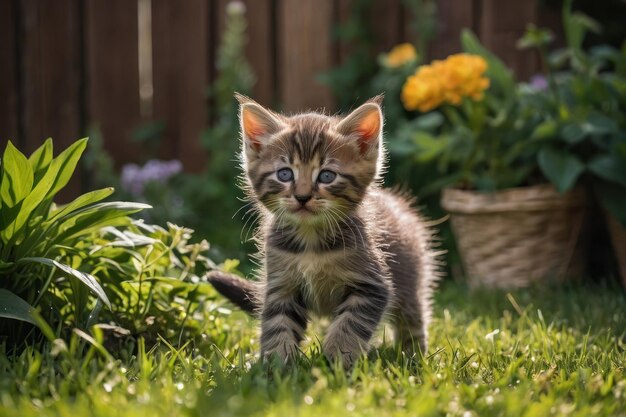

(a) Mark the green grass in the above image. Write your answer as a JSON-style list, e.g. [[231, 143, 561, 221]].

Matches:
[[1, 281, 625, 417]]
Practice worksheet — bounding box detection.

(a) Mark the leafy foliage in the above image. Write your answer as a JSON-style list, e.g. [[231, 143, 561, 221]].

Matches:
[[392, 32, 542, 194], [0, 139, 150, 343], [83, 221, 216, 341], [518, 0, 626, 224]]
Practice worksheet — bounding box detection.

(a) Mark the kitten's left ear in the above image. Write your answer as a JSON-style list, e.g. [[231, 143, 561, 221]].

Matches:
[[336, 100, 383, 157]]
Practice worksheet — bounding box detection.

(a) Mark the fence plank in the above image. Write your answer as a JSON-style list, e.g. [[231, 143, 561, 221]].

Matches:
[[480, 0, 539, 80], [86, 0, 142, 166], [426, 0, 475, 60], [278, 0, 334, 112], [0, 1, 21, 151], [20, 0, 82, 154], [152, 0, 209, 172], [20, 0, 82, 201], [371, 0, 403, 53], [243, 0, 274, 106], [0, 0, 19, 148]]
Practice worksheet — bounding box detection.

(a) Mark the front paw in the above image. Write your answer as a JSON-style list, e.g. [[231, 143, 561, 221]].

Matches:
[[262, 341, 300, 365], [322, 339, 362, 369]]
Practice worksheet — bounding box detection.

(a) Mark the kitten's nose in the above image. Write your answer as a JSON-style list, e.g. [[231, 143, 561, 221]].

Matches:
[[295, 195, 312, 205]]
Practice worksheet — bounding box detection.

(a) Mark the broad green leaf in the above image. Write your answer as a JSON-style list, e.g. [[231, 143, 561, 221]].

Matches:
[[16, 203, 144, 260], [0, 288, 37, 325], [585, 113, 619, 135], [44, 138, 88, 202], [561, 123, 586, 144], [414, 112, 444, 131], [51, 201, 150, 235], [413, 132, 445, 162], [48, 188, 115, 222], [0, 289, 56, 341], [21, 257, 111, 309], [531, 120, 558, 140], [538, 147, 585, 192], [461, 29, 516, 97], [28, 138, 53, 181], [588, 155, 626, 187], [3, 159, 61, 241], [0, 260, 14, 272], [0, 142, 34, 241], [52, 202, 149, 244], [1, 141, 33, 207]]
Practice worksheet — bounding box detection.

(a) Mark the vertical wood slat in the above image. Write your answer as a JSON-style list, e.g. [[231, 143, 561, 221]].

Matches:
[[20, 0, 82, 153], [335, 0, 353, 67], [86, 0, 142, 167], [0, 0, 19, 149], [278, 0, 334, 112], [371, 0, 403, 53], [152, 0, 209, 172], [426, 0, 475, 60], [479, 0, 539, 80], [336, 0, 404, 68], [21, 0, 82, 202]]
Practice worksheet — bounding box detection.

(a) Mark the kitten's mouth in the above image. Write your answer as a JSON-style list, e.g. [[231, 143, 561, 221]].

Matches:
[[292, 206, 315, 215], [294, 206, 313, 215]]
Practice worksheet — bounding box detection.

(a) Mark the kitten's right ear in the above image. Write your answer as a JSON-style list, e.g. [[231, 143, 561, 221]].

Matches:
[[237, 95, 284, 153]]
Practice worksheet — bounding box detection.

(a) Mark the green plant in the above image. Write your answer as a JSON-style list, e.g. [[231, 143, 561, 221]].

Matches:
[[0, 138, 149, 344], [518, 0, 626, 225], [83, 221, 219, 342], [394, 31, 543, 194]]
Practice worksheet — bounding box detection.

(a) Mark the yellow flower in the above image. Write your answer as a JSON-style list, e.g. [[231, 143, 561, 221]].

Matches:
[[401, 53, 490, 112], [401, 65, 444, 112], [384, 43, 417, 68]]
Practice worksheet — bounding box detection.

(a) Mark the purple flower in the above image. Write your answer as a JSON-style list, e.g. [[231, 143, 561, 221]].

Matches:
[[529, 74, 548, 91], [121, 159, 183, 196]]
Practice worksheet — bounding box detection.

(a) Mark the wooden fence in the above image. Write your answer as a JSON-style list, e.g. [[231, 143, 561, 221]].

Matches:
[[0, 0, 553, 196]]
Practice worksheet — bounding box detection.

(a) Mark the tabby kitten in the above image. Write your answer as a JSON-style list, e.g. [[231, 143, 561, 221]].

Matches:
[[207, 94, 442, 366]]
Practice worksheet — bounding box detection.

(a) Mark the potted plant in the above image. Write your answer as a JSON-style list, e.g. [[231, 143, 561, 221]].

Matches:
[[398, 28, 590, 288], [517, 1, 626, 285]]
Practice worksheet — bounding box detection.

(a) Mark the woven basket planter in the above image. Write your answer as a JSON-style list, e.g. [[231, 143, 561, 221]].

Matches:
[[606, 213, 626, 287], [441, 184, 588, 288]]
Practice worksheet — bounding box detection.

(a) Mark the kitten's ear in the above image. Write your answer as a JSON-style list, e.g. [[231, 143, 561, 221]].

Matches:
[[237, 95, 284, 153], [336, 101, 383, 156]]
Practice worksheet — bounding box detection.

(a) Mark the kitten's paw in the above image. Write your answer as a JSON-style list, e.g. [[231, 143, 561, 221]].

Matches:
[[261, 342, 300, 365], [322, 340, 362, 369]]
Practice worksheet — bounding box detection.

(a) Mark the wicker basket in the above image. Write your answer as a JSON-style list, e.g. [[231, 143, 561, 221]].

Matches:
[[606, 213, 626, 287], [441, 184, 587, 288]]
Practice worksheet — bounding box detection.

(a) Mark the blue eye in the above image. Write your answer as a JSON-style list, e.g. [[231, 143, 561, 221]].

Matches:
[[317, 170, 336, 184], [277, 168, 294, 182]]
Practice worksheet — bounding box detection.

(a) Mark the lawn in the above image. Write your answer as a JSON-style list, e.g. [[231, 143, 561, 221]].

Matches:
[[1, 281, 624, 417]]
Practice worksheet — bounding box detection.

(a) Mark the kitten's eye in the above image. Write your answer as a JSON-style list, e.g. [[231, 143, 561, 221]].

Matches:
[[317, 170, 336, 184], [277, 168, 294, 182]]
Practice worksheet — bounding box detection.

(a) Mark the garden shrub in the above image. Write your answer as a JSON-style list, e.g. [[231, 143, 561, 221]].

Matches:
[[0, 138, 228, 350]]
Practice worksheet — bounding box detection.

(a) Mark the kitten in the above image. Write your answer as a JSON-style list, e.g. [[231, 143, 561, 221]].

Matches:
[[207, 94, 443, 367]]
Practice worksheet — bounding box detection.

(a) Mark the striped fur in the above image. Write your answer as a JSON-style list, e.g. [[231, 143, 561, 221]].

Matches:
[[210, 94, 443, 367]]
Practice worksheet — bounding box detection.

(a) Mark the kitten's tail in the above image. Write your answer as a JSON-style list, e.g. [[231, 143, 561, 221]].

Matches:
[[206, 271, 258, 314]]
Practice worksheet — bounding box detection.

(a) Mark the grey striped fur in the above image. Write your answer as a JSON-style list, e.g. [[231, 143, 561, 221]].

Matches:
[[209, 94, 443, 367]]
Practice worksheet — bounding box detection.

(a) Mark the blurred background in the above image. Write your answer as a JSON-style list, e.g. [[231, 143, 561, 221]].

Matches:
[[1, 0, 625, 273]]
